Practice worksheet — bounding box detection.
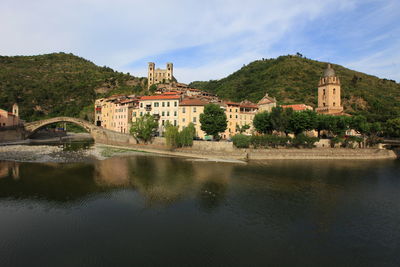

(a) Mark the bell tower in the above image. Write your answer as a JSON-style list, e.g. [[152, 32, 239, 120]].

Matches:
[[166, 62, 173, 81], [12, 103, 19, 117], [316, 64, 343, 114]]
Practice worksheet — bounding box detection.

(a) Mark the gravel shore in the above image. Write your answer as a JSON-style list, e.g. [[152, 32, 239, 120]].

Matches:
[[0, 145, 97, 163]]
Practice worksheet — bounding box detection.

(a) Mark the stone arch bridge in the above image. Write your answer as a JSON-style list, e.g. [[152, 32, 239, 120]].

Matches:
[[24, 116, 133, 144]]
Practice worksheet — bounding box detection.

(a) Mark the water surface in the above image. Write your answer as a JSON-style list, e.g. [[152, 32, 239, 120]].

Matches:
[[0, 156, 399, 266]]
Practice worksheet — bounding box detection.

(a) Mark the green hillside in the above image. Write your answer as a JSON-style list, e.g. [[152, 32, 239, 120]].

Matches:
[[189, 55, 400, 122], [0, 53, 147, 122]]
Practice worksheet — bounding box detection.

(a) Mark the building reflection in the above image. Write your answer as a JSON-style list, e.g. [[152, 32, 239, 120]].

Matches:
[[92, 156, 231, 209], [0, 161, 20, 180]]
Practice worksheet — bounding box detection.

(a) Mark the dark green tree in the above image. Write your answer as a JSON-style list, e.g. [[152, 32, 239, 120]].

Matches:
[[199, 104, 227, 139], [288, 110, 317, 135], [236, 123, 250, 133], [253, 111, 273, 134], [270, 106, 294, 135], [385, 118, 400, 137]]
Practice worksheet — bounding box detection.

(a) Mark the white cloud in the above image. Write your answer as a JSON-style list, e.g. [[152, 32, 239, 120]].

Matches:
[[1, 0, 398, 82]]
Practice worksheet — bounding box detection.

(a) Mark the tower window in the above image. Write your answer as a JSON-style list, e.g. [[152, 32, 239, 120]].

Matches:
[[333, 102, 336, 106], [333, 88, 336, 94]]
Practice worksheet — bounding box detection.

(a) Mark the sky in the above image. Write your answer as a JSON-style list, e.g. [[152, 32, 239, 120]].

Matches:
[[1, 0, 399, 83]]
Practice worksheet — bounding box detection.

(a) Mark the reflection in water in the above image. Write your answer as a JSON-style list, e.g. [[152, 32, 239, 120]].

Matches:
[[0, 158, 399, 266]]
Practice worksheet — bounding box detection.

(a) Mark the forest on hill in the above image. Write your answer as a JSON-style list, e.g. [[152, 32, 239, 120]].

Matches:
[[190, 55, 400, 122], [0, 53, 146, 122]]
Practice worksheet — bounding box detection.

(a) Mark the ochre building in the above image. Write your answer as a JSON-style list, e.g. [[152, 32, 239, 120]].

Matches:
[[316, 64, 344, 115]]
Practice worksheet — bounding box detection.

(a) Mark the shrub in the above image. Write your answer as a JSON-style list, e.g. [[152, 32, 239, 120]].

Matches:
[[330, 136, 344, 148], [232, 134, 251, 148], [250, 134, 291, 148], [292, 133, 319, 148], [165, 122, 196, 149]]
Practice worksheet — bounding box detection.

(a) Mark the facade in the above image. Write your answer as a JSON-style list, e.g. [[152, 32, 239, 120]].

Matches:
[[0, 104, 21, 127], [238, 101, 258, 134], [147, 62, 174, 89], [134, 94, 181, 135], [257, 93, 277, 112], [178, 98, 208, 139], [316, 64, 344, 114]]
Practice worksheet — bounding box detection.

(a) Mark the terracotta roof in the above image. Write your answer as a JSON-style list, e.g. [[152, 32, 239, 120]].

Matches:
[[179, 98, 209, 106], [225, 101, 240, 106], [281, 104, 313, 111], [140, 95, 180, 101], [258, 93, 276, 105]]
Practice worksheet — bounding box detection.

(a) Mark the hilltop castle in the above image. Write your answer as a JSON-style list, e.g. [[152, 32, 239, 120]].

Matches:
[[147, 62, 174, 89], [316, 64, 344, 115]]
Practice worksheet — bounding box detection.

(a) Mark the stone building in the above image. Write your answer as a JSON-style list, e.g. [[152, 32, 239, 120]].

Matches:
[[316, 64, 344, 115], [147, 62, 174, 89], [257, 93, 276, 112]]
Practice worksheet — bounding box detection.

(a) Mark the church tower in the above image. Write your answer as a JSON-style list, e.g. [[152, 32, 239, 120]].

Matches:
[[12, 103, 19, 117], [316, 64, 343, 114]]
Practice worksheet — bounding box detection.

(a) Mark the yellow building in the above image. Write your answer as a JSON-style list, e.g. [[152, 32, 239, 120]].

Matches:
[[134, 94, 181, 135], [223, 102, 240, 139], [238, 101, 258, 134], [178, 98, 209, 139], [316, 64, 344, 115]]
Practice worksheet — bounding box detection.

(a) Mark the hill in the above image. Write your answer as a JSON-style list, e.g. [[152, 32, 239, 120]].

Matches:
[[0, 53, 147, 122], [189, 55, 400, 122]]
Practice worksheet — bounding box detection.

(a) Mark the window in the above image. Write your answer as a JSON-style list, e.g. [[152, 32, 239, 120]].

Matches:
[[140, 112, 143, 116], [182, 118, 186, 122], [162, 120, 165, 126], [167, 111, 170, 116], [193, 107, 197, 113], [174, 101, 177, 107], [174, 120, 177, 126], [167, 102, 170, 107], [162, 111, 165, 116], [174, 111, 177, 116], [333, 102, 336, 106], [140, 103, 143, 108], [193, 117, 197, 123], [323, 89, 326, 95], [230, 115, 232, 118], [154, 102, 159, 107], [333, 88, 336, 94], [235, 115, 238, 119], [162, 102, 165, 107], [182, 107, 186, 113], [230, 108, 232, 112], [236, 109, 238, 112]]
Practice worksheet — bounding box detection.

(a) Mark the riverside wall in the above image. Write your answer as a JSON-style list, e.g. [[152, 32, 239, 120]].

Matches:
[[0, 127, 25, 143], [94, 134, 398, 160]]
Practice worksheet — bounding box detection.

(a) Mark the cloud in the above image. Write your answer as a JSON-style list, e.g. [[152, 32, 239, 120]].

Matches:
[[0, 0, 399, 82]]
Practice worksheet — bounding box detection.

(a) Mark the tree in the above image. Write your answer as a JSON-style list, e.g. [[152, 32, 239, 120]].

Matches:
[[200, 104, 227, 139], [315, 114, 331, 138], [253, 111, 273, 134], [288, 110, 317, 136], [129, 114, 158, 143], [385, 118, 400, 137], [236, 123, 250, 134], [270, 106, 293, 135]]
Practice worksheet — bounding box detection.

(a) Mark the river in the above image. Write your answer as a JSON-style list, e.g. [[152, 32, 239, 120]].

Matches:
[[0, 148, 399, 266]]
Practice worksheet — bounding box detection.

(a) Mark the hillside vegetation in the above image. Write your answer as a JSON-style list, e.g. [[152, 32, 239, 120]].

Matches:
[[190, 55, 400, 122], [0, 53, 147, 122]]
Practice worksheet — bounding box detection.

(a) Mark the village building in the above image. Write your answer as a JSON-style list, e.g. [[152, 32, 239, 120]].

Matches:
[[134, 94, 182, 135], [238, 100, 258, 134], [281, 104, 313, 111], [257, 93, 277, 112], [316, 64, 344, 115], [147, 62, 174, 89], [0, 103, 22, 127], [178, 98, 209, 139]]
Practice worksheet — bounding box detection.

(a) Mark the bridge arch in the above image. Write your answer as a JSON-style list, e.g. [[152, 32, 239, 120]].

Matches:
[[23, 117, 133, 144], [24, 117, 96, 138]]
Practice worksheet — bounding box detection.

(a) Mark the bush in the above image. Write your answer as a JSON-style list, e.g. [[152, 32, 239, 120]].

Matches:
[[342, 136, 363, 148], [250, 134, 291, 148], [232, 134, 251, 148], [330, 136, 344, 148], [165, 122, 196, 149], [292, 134, 319, 148]]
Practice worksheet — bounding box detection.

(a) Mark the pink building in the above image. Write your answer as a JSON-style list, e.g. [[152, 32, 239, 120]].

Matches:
[[0, 104, 21, 127]]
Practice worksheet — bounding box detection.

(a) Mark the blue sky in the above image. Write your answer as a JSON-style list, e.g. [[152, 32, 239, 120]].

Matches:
[[1, 0, 399, 83]]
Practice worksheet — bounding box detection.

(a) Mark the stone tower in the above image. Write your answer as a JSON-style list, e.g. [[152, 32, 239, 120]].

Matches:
[[316, 64, 343, 114], [147, 62, 174, 89], [12, 103, 19, 117]]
